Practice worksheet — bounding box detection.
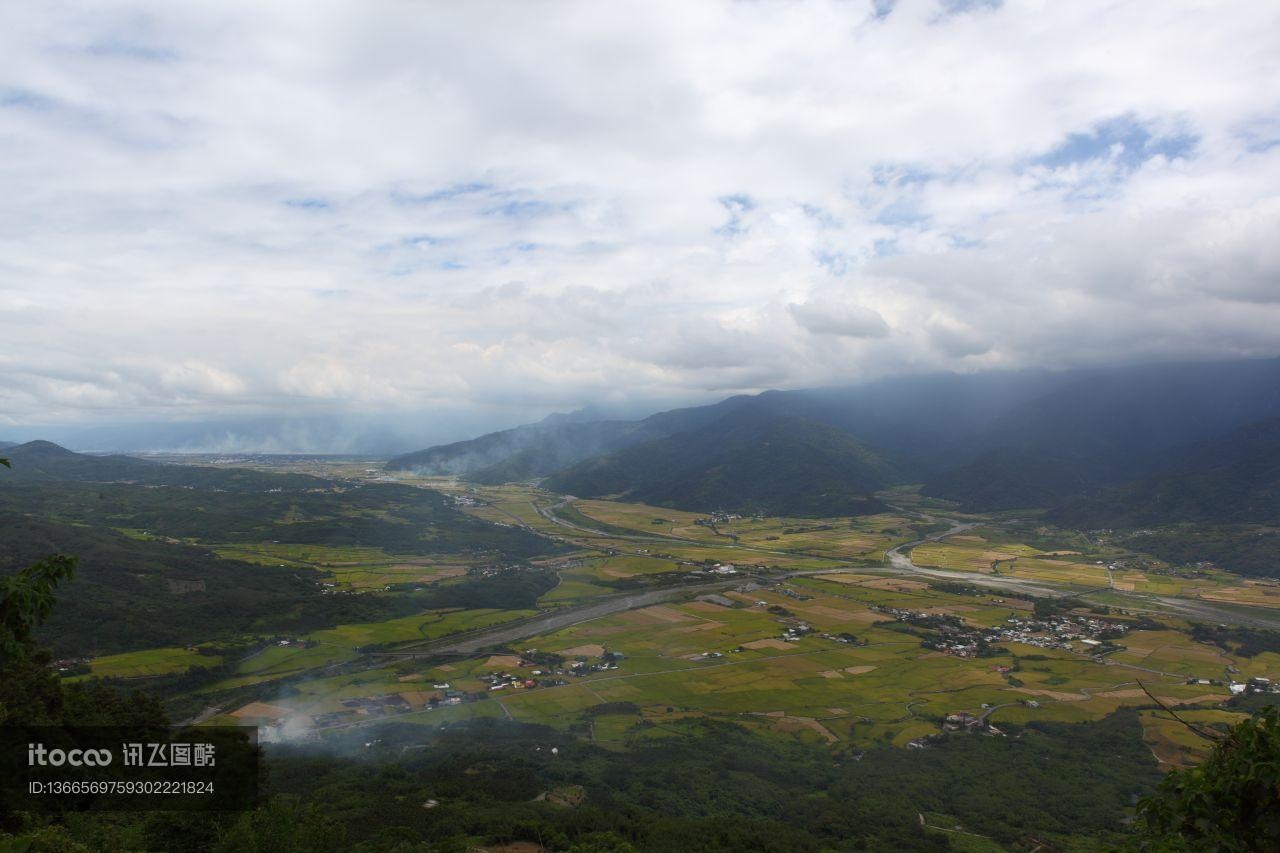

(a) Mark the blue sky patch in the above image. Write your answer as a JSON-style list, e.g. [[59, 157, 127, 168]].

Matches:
[[485, 199, 557, 218], [0, 87, 58, 112], [874, 197, 928, 227], [1036, 115, 1197, 171], [391, 182, 493, 206], [717, 194, 756, 236], [81, 40, 179, 63]]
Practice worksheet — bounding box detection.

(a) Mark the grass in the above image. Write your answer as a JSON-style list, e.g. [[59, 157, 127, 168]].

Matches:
[[1139, 708, 1248, 769], [211, 542, 475, 590], [86, 646, 222, 679], [195, 608, 539, 693]]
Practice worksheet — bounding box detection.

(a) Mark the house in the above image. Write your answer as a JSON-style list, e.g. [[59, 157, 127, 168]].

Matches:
[[943, 712, 982, 732]]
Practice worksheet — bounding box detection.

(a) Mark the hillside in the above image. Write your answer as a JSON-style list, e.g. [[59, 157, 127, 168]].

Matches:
[[921, 447, 1090, 511], [0, 442, 561, 655], [1049, 419, 1280, 529], [385, 399, 755, 479], [0, 439, 325, 491], [463, 422, 644, 484], [545, 412, 902, 516], [390, 360, 1280, 514], [919, 359, 1280, 511]]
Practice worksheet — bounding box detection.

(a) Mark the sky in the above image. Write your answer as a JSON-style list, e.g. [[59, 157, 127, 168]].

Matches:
[[2, 0, 1279, 451]]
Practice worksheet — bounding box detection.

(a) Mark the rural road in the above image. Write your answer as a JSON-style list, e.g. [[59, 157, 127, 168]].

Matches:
[[544, 496, 1280, 632], [445, 493, 1280, 662], [873, 506, 1280, 630], [373, 579, 743, 659]]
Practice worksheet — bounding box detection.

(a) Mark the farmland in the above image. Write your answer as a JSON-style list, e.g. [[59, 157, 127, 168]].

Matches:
[[58, 461, 1280, 780], [16, 452, 1280, 851]]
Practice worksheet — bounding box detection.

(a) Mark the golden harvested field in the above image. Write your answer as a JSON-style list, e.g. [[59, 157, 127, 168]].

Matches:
[[1140, 709, 1248, 769]]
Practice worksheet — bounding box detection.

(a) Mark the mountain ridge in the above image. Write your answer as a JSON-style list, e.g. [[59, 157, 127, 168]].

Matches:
[[386, 358, 1280, 517], [546, 410, 904, 517]]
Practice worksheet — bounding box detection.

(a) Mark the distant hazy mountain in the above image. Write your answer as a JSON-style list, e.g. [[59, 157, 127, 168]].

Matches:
[[546, 411, 902, 516], [386, 419, 640, 478], [1049, 419, 1280, 528], [385, 398, 756, 478], [920, 358, 1280, 510], [921, 448, 1090, 512], [386, 370, 1060, 480], [0, 440, 323, 491], [388, 357, 1280, 516]]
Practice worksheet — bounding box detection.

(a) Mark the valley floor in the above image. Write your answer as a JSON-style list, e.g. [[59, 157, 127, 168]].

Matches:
[[87, 462, 1278, 781]]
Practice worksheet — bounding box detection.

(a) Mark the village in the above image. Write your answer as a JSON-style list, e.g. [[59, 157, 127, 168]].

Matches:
[[232, 645, 627, 737], [871, 604, 1129, 660]]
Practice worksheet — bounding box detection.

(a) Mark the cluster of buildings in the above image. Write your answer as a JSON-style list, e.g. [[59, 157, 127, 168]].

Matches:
[[696, 511, 745, 526], [488, 650, 625, 688], [942, 711, 1003, 736], [482, 671, 548, 691], [873, 605, 1127, 660], [309, 686, 471, 729], [1229, 676, 1277, 696], [739, 620, 815, 647], [776, 585, 814, 601], [51, 657, 90, 675], [905, 711, 1007, 748], [468, 562, 531, 579], [991, 614, 1126, 654]]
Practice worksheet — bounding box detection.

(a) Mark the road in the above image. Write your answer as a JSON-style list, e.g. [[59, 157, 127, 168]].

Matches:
[[373, 579, 743, 659], [874, 507, 1280, 630], [409, 491, 1280, 664]]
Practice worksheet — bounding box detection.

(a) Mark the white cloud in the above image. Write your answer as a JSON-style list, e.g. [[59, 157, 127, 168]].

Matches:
[[789, 300, 890, 338], [0, 0, 1278, 437]]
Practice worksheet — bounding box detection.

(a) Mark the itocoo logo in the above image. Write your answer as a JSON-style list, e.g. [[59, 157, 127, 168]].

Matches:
[[27, 743, 113, 767]]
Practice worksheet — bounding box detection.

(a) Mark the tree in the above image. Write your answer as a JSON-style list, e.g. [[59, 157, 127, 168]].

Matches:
[[1129, 708, 1280, 851], [0, 457, 78, 725], [0, 555, 78, 665]]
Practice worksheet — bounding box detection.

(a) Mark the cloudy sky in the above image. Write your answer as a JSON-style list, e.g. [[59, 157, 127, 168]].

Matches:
[[2, 0, 1279, 449]]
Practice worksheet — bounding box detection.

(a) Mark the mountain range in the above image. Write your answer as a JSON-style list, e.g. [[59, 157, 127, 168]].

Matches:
[[1049, 418, 1280, 529], [546, 411, 902, 516], [387, 357, 1280, 519]]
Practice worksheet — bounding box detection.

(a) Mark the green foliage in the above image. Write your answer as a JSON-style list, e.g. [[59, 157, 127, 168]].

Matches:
[[0, 554, 76, 663], [255, 710, 1158, 850], [0, 442, 556, 561], [1130, 708, 1280, 851], [0, 514, 554, 657], [1191, 624, 1280, 659], [213, 799, 345, 853], [1122, 526, 1280, 579], [0, 443, 561, 657]]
